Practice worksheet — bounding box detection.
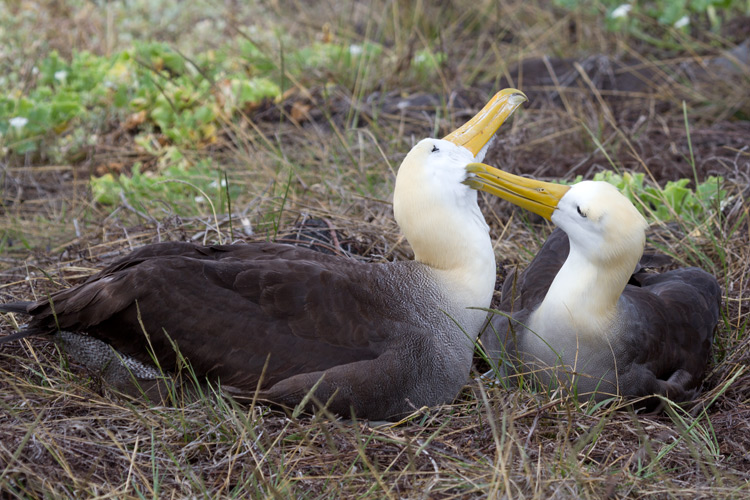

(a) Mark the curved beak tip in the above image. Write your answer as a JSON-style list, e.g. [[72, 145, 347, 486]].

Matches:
[[508, 92, 528, 107], [496, 88, 528, 104], [442, 88, 528, 156]]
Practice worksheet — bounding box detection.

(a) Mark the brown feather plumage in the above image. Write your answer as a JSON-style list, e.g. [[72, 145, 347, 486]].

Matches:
[[1, 241, 474, 419]]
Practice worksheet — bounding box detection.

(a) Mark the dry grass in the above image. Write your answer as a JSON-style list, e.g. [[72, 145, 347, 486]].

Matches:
[[1, 0, 750, 498]]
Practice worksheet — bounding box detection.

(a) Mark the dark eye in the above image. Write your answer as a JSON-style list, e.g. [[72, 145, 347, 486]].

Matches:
[[431, 145, 439, 153], [577, 206, 587, 218]]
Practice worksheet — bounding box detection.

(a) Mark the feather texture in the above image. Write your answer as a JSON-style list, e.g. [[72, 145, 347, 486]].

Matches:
[[2, 241, 488, 419]]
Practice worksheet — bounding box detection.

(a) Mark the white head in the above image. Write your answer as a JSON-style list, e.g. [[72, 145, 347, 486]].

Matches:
[[463, 167, 647, 271], [393, 137, 489, 270], [391, 89, 528, 272], [552, 181, 647, 269]]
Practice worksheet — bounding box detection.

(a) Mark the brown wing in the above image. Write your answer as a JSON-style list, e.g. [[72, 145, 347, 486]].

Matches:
[[10, 241, 410, 390], [502, 228, 569, 313], [615, 267, 721, 401]]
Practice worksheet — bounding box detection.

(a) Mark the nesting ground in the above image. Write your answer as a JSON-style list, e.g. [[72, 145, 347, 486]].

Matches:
[[1, 2, 750, 498]]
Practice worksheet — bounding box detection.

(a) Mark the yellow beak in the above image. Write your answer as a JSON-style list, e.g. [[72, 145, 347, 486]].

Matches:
[[464, 163, 571, 220], [442, 88, 568, 220], [443, 88, 527, 156]]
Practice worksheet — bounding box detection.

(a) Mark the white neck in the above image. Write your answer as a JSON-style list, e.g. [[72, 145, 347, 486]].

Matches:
[[531, 242, 634, 339], [392, 138, 497, 312], [407, 204, 497, 309]]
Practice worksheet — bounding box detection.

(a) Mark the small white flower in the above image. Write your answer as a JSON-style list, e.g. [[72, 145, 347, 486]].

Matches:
[[349, 44, 363, 55], [241, 217, 253, 236], [674, 16, 690, 28], [610, 4, 632, 19], [9, 116, 28, 129], [414, 53, 427, 63], [54, 70, 68, 83], [194, 195, 206, 203], [195, 19, 212, 33]]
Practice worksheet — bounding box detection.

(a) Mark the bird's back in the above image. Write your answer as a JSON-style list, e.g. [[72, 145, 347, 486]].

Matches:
[[2, 241, 480, 419], [614, 265, 720, 401]]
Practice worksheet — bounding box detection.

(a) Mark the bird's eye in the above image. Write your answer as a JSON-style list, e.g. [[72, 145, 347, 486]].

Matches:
[[431, 145, 439, 153], [577, 206, 587, 218]]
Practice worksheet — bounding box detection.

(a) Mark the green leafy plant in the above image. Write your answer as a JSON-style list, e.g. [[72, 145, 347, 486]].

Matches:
[[574, 171, 726, 223], [555, 0, 749, 33], [91, 161, 241, 217], [1, 37, 446, 159]]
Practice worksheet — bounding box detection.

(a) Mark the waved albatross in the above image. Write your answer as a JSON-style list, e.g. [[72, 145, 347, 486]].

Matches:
[[0, 89, 530, 421], [466, 169, 721, 407]]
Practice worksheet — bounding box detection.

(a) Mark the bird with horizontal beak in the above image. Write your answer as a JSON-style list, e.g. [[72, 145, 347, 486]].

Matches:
[[468, 167, 721, 407], [1, 89, 533, 421]]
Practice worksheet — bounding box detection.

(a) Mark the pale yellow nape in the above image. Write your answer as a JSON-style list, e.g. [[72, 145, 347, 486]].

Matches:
[[393, 137, 497, 311]]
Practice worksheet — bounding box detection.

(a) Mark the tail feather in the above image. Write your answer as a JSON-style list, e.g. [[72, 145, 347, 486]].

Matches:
[[0, 329, 38, 344], [0, 301, 38, 344], [0, 301, 33, 314]]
